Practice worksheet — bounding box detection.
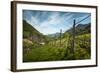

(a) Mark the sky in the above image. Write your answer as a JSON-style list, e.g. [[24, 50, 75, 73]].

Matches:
[[23, 10, 91, 35]]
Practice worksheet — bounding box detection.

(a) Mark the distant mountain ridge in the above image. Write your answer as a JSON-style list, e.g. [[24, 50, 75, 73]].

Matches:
[[46, 33, 61, 38], [46, 23, 91, 38], [66, 23, 91, 35]]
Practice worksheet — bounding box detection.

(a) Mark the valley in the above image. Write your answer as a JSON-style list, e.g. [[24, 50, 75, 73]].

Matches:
[[23, 20, 91, 62]]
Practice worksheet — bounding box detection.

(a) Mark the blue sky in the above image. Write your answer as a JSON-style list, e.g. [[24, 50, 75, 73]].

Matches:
[[23, 10, 91, 35]]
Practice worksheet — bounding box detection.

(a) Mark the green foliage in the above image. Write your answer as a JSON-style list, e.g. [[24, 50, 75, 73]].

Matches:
[[74, 48, 90, 60], [23, 40, 32, 49], [76, 34, 91, 53], [63, 33, 91, 60]]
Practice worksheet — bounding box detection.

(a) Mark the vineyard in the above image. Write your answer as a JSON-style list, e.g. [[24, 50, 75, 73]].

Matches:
[[23, 19, 91, 62]]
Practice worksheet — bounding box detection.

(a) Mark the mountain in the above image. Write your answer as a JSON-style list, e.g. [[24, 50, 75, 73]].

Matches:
[[23, 20, 47, 43], [65, 23, 91, 35], [46, 33, 61, 38]]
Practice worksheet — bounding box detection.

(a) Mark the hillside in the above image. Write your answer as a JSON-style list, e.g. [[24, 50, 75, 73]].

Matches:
[[23, 20, 47, 43], [65, 23, 91, 35]]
